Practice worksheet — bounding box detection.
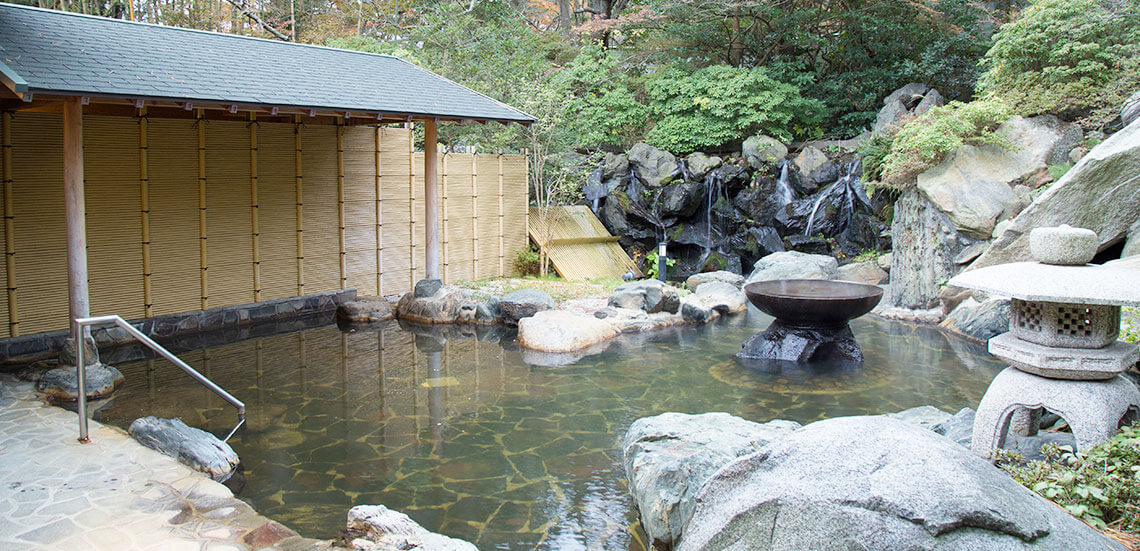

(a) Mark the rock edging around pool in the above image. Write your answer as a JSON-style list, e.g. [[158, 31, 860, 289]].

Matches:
[[623, 407, 1120, 551], [377, 276, 748, 355]]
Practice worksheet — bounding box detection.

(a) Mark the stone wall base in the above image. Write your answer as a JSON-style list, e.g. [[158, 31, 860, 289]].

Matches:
[[0, 289, 356, 366]]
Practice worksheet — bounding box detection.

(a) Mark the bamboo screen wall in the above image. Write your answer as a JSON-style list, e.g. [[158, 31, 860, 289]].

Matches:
[[0, 112, 528, 338]]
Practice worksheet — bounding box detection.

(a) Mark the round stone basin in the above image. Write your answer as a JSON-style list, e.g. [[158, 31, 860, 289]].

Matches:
[[743, 279, 884, 327]]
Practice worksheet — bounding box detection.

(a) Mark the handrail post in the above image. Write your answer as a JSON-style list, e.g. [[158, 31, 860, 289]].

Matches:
[[74, 317, 89, 443]]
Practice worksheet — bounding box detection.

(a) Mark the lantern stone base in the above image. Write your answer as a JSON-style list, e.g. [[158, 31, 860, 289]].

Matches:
[[972, 367, 1140, 459], [988, 333, 1139, 380]]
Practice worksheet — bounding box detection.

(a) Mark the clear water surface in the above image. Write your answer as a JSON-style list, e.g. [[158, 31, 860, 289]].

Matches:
[[95, 307, 1005, 550]]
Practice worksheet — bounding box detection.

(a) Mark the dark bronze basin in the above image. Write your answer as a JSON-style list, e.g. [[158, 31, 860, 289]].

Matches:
[[743, 279, 884, 328]]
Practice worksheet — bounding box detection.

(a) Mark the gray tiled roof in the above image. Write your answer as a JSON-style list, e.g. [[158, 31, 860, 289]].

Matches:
[[0, 3, 534, 123]]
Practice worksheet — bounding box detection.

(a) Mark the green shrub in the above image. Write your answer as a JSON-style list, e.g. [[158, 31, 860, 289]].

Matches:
[[644, 250, 677, 280], [977, 0, 1140, 129], [644, 65, 824, 154], [874, 98, 1014, 189], [555, 46, 650, 150], [999, 425, 1140, 532], [514, 247, 543, 277]]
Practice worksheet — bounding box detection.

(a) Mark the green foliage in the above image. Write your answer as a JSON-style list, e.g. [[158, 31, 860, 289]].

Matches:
[[1121, 308, 1139, 344], [999, 425, 1140, 532], [644, 250, 677, 279], [643, 65, 824, 153], [555, 46, 649, 150], [851, 249, 885, 263], [874, 99, 1014, 188], [977, 0, 1140, 129], [514, 247, 543, 277], [1047, 162, 1073, 181]]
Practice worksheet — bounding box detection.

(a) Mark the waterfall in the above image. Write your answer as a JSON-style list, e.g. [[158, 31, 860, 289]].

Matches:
[[775, 160, 795, 208], [804, 160, 866, 237]]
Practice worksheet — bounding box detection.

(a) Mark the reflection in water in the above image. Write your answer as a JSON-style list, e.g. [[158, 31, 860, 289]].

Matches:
[[95, 307, 1004, 550]]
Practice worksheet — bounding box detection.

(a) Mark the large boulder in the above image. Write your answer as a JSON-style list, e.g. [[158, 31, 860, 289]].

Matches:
[[497, 289, 556, 324], [685, 270, 745, 292], [873, 83, 930, 135], [939, 297, 1011, 343], [915, 116, 1079, 239], [129, 417, 239, 481], [685, 152, 722, 178], [678, 416, 1123, 551], [346, 505, 476, 551], [36, 364, 124, 401], [745, 251, 839, 284], [791, 146, 838, 192], [742, 135, 788, 169], [659, 180, 704, 219], [889, 188, 981, 309], [337, 296, 394, 323], [517, 310, 620, 352], [609, 279, 681, 314], [680, 281, 748, 323], [628, 143, 680, 188], [622, 412, 801, 549], [837, 260, 888, 285], [972, 117, 1140, 269], [395, 286, 470, 324]]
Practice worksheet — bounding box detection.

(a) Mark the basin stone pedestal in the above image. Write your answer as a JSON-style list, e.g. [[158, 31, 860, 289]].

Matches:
[[738, 279, 883, 364], [950, 225, 1140, 458]]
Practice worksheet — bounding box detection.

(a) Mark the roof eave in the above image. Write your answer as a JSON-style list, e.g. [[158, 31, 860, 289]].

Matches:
[[0, 60, 30, 98]]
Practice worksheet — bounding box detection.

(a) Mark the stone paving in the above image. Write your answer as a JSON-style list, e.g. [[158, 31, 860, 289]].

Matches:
[[0, 375, 331, 551]]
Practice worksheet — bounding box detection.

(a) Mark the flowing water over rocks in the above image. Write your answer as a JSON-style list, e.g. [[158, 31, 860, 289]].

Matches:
[[94, 309, 1005, 550]]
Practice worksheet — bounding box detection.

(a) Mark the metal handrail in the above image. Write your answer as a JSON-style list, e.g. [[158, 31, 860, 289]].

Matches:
[[72, 315, 246, 443]]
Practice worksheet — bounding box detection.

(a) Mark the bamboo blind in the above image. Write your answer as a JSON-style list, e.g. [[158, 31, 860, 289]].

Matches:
[[527, 205, 638, 281], [0, 113, 527, 337]]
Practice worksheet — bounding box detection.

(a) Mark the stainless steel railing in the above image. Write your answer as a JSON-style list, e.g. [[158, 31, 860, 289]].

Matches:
[[72, 315, 245, 443]]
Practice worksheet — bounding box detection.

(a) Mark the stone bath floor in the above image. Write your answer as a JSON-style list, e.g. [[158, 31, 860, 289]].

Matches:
[[0, 375, 329, 550]]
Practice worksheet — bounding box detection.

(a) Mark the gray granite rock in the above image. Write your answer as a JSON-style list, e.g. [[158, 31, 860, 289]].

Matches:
[[498, 289, 556, 324], [346, 504, 477, 551], [678, 416, 1124, 551], [791, 146, 837, 192], [913, 88, 944, 116], [876, 252, 892, 271], [685, 152, 722, 178], [873, 83, 929, 134], [939, 297, 1011, 343], [609, 279, 681, 314], [413, 278, 442, 298], [745, 251, 839, 284], [971, 117, 1140, 270], [836, 261, 887, 285], [988, 333, 1137, 380], [1122, 90, 1140, 128], [622, 412, 801, 549], [885, 405, 953, 430], [36, 364, 123, 400], [680, 281, 747, 323], [628, 143, 680, 188], [685, 270, 745, 292], [337, 296, 394, 323], [742, 135, 787, 169], [395, 286, 469, 324], [1029, 225, 1097, 265], [517, 310, 620, 353], [129, 416, 239, 481], [889, 188, 979, 309], [475, 297, 501, 323]]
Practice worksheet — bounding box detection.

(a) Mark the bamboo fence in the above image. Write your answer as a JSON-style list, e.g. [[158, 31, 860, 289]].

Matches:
[[0, 113, 527, 337]]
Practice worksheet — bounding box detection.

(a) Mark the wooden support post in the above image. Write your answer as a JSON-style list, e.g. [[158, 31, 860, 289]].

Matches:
[[197, 110, 209, 310], [524, 149, 531, 276], [497, 152, 504, 278], [441, 152, 449, 284], [294, 115, 304, 296], [138, 107, 152, 317], [337, 120, 346, 289], [1, 111, 18, 337], [407, 123, 416, 285], [471, 154, 478, 279], [249, 113, 261, 302], [64, 99, 89, 336], [375, 127, 383, 296], [424, 119, 440, 281]]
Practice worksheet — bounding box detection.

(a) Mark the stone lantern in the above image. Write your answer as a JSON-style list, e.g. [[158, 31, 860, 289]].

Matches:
[[949, 225, 1140, 458]]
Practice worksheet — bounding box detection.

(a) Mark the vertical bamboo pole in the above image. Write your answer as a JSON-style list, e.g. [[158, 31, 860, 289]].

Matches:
[[471, 154, 478, 279], [424, 119, 440, 281], [197, 110, 209, 310], [249, 112, 261, 302], [407, 123, 416, 286], [523, 149, 531, 277], [441, 152, 449, 284], [497, 152, 504, 278], [294, 115, 304, 296], [375, 126, 383, 296], [337, 120, 346, 289], [1, 112, 18, 337], [138, 107, 152, 317], [63, 99, 89, 337]]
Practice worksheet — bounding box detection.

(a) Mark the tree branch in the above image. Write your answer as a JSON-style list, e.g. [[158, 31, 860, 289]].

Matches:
[[223, 0, 290, 40]]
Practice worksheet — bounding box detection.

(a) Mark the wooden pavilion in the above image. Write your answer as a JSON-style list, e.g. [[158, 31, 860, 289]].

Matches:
[[0, 3, 534, 356]]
